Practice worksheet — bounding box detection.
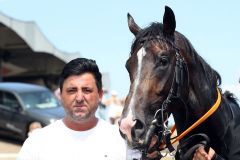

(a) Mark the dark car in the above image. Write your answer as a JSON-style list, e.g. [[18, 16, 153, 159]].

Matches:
[[0, 82, 65, 141]]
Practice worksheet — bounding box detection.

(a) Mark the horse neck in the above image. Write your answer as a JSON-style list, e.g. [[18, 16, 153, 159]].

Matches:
[[181, 63, 219, 132], [175, 34, 218, 110], [171, 34, 233, 145], [171, 99, 232, 150], [188, 56, 219, 115], [173, 38, 219, 132], [172, 66, 231, 141]]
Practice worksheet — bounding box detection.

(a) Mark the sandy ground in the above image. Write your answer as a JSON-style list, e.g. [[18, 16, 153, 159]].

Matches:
[[0, 137, 21, 160]]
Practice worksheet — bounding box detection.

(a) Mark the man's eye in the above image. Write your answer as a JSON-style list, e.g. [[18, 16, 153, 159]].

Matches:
[[83, 88, 92, 93], [67, 89, 76, 93]]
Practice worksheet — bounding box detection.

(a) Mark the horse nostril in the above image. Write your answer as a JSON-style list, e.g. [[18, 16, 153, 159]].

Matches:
[[134, 119, 144, 129], [132, 119, 145, 140]]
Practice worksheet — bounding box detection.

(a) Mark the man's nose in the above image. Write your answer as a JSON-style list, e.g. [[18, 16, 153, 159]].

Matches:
[[76, 91, 84, 102]]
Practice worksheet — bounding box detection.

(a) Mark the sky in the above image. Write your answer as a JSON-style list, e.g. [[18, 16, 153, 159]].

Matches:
[[0, 0, 240, 99]]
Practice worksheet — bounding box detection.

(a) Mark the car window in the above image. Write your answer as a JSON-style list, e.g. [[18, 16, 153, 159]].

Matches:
[[0, 91, 20, 109], [19, 90, 60, 109]]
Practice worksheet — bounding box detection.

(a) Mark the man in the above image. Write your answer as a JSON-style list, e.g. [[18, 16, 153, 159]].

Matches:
[[17, 58, 126, 160]]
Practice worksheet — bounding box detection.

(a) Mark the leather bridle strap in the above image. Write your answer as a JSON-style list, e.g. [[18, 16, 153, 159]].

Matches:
[[171, 88, 222, 144]]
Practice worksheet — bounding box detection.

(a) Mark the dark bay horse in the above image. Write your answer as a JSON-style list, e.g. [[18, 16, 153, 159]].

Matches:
[[119, 6, 240, 160]]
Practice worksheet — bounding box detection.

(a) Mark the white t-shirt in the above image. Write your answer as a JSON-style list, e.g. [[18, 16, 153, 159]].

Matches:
[[17, 119, 126, 160]]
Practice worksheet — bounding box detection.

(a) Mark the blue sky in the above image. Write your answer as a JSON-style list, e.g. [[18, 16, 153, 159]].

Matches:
[[0, 0, 239, 99]]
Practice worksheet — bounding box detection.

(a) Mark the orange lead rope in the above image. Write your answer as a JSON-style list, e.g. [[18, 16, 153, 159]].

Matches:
[[171, 88, 222, 144]]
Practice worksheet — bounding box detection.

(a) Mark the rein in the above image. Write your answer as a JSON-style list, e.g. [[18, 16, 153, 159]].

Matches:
[[171, 88, 222, 144], [141, 36, 188, 158], [144, 89, 222, 159]]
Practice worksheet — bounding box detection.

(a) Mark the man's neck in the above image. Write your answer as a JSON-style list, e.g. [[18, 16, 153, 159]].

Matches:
[[63, 117, 98, 131]]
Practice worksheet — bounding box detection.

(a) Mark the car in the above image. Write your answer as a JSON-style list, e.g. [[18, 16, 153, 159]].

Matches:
[[0, 82, 65, 141]]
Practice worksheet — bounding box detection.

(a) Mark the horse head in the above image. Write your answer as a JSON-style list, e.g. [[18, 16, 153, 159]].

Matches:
[[119, 6, 222, 159]]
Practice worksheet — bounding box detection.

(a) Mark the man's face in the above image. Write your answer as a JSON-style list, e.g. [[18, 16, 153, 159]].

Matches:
[[60, 73, 103, 122]]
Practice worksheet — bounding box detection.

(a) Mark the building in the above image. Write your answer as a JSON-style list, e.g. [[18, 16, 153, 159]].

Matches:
[[0, 11, 81, 90]]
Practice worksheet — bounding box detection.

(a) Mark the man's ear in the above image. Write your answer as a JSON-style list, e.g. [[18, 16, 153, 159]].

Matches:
[[98, 88, 104, 101]]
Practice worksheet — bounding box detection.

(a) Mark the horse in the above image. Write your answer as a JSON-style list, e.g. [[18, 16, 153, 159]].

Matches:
[[119, 6, 240, 160]]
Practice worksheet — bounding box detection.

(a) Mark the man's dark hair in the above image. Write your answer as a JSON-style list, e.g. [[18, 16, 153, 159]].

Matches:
[[59, 58, 102, 92]]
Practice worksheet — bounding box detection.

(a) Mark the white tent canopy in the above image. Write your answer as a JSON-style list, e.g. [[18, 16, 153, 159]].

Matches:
[[0, 11, 80, 63], [0, 11, 81, 88]]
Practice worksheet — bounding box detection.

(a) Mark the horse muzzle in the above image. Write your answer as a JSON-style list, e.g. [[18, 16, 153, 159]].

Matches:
[[119, 116, 158, 150]]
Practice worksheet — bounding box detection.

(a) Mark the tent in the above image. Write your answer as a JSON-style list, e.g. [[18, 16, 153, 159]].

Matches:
[[0, 12, 81, 90]]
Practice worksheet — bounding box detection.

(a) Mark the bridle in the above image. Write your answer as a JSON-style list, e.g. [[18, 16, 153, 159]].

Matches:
[[137, 36, 222, 159], [137, 35, 188, 159]]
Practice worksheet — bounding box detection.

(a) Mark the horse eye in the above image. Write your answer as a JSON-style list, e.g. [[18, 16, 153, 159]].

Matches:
[[157, 56, 169, 67]]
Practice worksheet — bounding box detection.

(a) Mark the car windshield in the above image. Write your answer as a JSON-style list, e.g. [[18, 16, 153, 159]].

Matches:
[[19, 90, 60, 109]]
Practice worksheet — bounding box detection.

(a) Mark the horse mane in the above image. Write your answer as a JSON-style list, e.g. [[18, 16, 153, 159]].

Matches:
[[176, 32, 222, 89], [223, 90, 239, 105]]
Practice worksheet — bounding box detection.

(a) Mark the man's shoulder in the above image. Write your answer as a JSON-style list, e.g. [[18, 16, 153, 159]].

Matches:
[[96, 119, 126, 155], [97, 119, 123, 138], [30, 119, 63, 138], [97, 119, 118, 130]]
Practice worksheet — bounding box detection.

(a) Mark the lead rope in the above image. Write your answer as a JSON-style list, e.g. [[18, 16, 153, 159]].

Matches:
[[156, 88, 222, 159], [146, 88, 221, 159], [171, 88, 222, 145]]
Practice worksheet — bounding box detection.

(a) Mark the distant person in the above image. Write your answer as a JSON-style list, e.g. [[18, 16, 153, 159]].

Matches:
[[95, 88, 109, 121], [54, 87, 61, 100], [95, 101, 108, 121], [17, 58, 126, 160], [27, 122, 42, 137], [104, 90, 123, 124]]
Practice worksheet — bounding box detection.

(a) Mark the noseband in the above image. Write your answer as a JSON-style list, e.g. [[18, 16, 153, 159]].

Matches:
[[138, 36, 188, 159]]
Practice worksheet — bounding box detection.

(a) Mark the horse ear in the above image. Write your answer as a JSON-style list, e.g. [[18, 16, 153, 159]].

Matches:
[[163, 6, 176, 36], [127, 13, 141, 36]]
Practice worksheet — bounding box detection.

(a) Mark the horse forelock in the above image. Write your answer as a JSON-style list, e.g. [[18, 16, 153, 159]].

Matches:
[[130, 22, 164, 55]]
